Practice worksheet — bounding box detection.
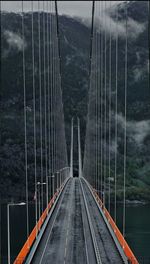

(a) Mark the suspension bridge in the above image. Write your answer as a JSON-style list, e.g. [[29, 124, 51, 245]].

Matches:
[[2, 0, 147, 263]]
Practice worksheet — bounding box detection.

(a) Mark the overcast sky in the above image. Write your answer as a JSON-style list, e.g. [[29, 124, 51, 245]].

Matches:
[[1, 1, 121, 18]]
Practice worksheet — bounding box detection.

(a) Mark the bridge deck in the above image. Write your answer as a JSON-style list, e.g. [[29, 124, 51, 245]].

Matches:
[[29, 178, 124, 264]]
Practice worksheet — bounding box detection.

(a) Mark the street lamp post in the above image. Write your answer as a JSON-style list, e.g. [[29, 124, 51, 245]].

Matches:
[[47, 168, 69, 205], [51, 175, 55, 203], [59, 171, 61, 188], [56, 171, 59, 191], [59, 167, 70, 186], [48, 175, 51, 200], [36, 182, 46, 224], [7, 202, 26, 264]]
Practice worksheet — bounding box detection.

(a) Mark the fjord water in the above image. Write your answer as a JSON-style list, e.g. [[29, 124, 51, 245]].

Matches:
[[117, 204, 150, 263], [1, 203, 150, 263]]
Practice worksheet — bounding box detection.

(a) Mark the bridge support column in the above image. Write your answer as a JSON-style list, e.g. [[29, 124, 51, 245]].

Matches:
[[70, 118, 74, 177], [78, 118, 82, 178]]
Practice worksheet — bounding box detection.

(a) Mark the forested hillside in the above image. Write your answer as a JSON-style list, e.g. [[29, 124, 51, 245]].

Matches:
[[0, 1, 149, 201]]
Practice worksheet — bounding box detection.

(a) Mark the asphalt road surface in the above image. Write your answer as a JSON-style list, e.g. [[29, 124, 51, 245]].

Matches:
[[31, 178, 124, 264]]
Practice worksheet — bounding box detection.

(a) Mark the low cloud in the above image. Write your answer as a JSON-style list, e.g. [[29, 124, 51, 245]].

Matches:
[[110, 139, 117, 154], [130, 120, 150, 145], [133, 68, 143, 82], [133, 59, 148, 82], [80, 3, 145, 40], [95, 9, 145, 40], [127, 18, 145, 39], [117, 113, 150, 145], [4, 30, 26, 51]]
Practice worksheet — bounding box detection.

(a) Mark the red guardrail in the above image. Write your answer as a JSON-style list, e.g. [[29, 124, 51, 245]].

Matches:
[[92, 189, 139, 264], [13, 186, 63, 264]]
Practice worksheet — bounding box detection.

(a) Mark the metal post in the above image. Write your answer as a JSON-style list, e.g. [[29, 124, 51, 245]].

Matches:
[[53, 176, 54, 197], [59, 170, 61, 187], [46, 176, 49, 216], [38, 186, 40, 228], [7, 204, 10, 264], [37, 182, 46, 222], [48, 176, 51, 200], [57, 172, 59, 191], [51, 175, 55, 203], [35, 186, 38, 238], [49, 175, 51, 200]]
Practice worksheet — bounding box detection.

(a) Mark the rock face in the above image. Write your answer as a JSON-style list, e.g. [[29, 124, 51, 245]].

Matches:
[[0, 1, 149, 201]]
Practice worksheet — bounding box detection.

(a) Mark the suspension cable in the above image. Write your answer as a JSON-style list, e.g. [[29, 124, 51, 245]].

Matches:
[[123, 3, 128, 244], [95, 4, 97, 191], [100, 1, 103, 201], [31, 0, 38, 235], [47, 0, 51, 203], [42, 0, 48, 214], [104, 0, 107, 206], [49, 1, 52, 199], [96, 2, 98, 193], [54, 1, 57, 182], [53, 1, 56, 186], [108, 0, 112, 213], [38, 1, 43, 218], [51, 2, 55, 175], [21, 0, 29, 246], [45, 0, 49, 212], [114, 3, 118, 224], [50, 1, 53, 181], [97, 1, 101, 196]]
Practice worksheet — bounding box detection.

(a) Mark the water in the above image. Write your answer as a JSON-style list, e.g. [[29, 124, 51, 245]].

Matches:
[[0, 203, 35, 264], [116, 204, 150, 263], [0, 203, 150, 263]]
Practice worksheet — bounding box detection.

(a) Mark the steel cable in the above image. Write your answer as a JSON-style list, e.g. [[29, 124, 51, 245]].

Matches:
[[21, 0, 29, 246]]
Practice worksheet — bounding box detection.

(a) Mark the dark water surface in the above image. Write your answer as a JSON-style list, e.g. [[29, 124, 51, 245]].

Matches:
[[0, 203, 150, 263], [116, 204, 150, 263], [0, 203, 35, 264]]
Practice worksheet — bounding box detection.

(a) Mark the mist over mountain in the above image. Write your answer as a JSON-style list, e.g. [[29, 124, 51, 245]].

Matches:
[[0, 1, 149, 202]]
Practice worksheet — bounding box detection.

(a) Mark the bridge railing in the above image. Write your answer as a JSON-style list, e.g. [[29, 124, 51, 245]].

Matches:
[[92, 188, 139, 264]]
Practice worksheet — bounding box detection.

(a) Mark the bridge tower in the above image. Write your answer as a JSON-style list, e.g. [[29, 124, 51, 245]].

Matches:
[[70, 118, 74, 177], [78, 118, 82, 178]]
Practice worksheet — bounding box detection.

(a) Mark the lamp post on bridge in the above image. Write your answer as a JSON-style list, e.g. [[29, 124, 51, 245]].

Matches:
[[48, 174, 56, 202], [48, 174, 55, 202], [59, 167, 70, 186], [51, 175, 55, 203], [47, 168, 69, 205], [7, 202, 26, 264], [56, 171, 59, 191], [36, 182, 46, 224]]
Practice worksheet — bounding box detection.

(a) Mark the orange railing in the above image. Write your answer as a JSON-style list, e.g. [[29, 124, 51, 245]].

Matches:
[[13, 185, 64, 264], [92, 188, 139, 264]]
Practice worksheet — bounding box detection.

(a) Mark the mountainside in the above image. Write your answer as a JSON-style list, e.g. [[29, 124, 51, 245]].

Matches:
[[0, 1, 150, 202]]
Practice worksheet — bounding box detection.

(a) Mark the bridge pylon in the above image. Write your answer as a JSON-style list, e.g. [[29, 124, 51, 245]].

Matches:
[[78, 118, 82, 178], [70, 118, 74, 177]]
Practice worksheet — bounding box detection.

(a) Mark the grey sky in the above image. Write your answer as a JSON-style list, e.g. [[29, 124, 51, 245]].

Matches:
[[1, 1, 121, 18]]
